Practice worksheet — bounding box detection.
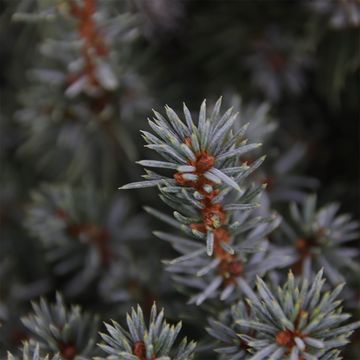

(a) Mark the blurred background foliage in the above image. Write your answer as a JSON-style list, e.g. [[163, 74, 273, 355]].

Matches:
[[0, 0, 359, 358]]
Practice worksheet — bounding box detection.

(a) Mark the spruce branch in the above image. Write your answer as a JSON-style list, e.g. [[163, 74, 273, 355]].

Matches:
[[96, 302, 196, 360], [14, 0, 148, 183], [14, 0, 134, 97], [206, 300, 254, 360], [245, 27, 313, 102], [25, 184, 116, 295], [21, 293, 99, 359], [156, 217, 292, 305], [279, 194, 359, 284], [208, 269, 360, 359], [121, 98, 263, 254], [24, 184, 148, 297], [121, 99, 294, 304]]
